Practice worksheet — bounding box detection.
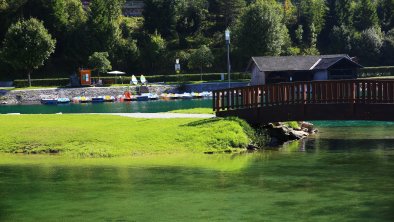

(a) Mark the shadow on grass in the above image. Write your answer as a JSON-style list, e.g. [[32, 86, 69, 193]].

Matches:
[[181, 118, 222, 127]]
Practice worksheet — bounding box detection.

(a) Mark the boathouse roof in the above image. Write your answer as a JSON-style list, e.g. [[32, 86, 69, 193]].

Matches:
[[248, 54, 363, 72]]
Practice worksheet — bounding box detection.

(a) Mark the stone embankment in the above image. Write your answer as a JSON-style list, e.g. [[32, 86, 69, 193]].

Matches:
[[267, 122, 318, 146], [0, 85, 177, 104]]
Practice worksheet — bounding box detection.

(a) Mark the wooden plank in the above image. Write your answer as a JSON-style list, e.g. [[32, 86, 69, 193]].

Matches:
[[221, 90, 225, 110]]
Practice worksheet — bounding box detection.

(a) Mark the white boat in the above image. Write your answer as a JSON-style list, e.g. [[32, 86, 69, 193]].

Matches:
[[181, 93, 193, 99], [141, 93, 159, 100], [201, 91, 213, 98], [57, 98, 70, 104]]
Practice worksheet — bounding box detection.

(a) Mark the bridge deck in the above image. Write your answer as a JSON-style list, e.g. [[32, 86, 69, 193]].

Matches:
[[213, 80, 394, 124]]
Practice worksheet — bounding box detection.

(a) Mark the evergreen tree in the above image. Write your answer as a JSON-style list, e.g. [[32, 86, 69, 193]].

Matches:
[[354, 0, 379, 31], [283, 0, 297, 26], [297, 0, 327, 45], [218, 0, 246, 28], [329, 25, 353, 53], [235, 0, 288, 59], [381, 28, 394, 65], [87, 0, 125, 53], [143, 0, 177, 39], [334, 0, 354, 27], [377, 0, 394, 31]]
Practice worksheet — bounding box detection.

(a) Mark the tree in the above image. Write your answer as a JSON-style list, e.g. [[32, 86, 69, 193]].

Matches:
[[354, 0, 379, 31], [143, 0, 177, 39], [381, 29, 394, 65], [334, 0, 354, 27], [88, 52, 112, 79], [87, 0, 125, 53], [218, 0, 246, 28], [188, 45, 214, 73], [235, 0, 288, 59], [377, 0, 394, 32], [283, 0, 297, 26], [188, 45, 213, 83], [140, 32, 167, 73], [176, 1, 208, 48], [295, 25, 303, 45], [329, 25, 353, 54], [297, 0, 327, 45], [1, 18, 56, 86], [353, 28, 384, 66]]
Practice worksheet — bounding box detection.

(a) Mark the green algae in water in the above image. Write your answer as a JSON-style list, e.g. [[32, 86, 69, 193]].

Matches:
[[1, 123, 394, 221]]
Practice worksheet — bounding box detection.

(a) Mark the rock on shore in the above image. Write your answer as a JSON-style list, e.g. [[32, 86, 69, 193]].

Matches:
[[267, 122, 317, 146]]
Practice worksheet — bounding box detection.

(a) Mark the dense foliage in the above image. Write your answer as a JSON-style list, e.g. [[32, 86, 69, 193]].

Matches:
[[0, 0, 393, 80]]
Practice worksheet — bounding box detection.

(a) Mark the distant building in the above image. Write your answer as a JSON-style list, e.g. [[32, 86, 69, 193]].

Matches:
[[247, 55, 363, 85], [81, 0, 144, 17]]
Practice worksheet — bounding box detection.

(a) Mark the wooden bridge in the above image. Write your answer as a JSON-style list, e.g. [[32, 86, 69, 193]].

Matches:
[[213, 80, 394, 124]]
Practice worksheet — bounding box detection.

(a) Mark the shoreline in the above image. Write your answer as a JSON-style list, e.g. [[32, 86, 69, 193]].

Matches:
[[0, 85, 177, 105]]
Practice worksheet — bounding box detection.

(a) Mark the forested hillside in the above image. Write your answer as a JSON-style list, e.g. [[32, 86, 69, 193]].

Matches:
[[0, 0, 393, 80]]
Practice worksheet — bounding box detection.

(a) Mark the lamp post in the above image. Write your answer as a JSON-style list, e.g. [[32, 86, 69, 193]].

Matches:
[[225, 28, 231, 89]]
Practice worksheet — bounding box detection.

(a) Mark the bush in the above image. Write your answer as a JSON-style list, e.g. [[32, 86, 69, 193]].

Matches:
[[14, 78, 70, 88], [357, 66, 394, 78]]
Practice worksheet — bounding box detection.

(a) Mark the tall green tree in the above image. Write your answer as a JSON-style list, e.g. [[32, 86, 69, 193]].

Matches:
[[334, 0, 354, 27], [140, 32, 167, 73], [1, 18, 56, 86], [188, 45, 214, 74], [297, 0, 327, 45], [88, 52, 112, 78], [354, 0, 379, 31], [381, 28, 394, 65], [143, 0, 177, 39], [377, 0, 394, 31], [353, 27, 383, 65], [218, 0, 246, 28], [87, 0, 125, 53], [235, 0, 288, 59]]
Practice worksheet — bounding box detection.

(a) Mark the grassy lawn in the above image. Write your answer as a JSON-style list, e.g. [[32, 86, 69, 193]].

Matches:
[[0, 115, 250, 157], [169, 108, 214, 114]]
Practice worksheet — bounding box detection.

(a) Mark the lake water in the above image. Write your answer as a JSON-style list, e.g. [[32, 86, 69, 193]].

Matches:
[[1, 121, 394, 221], [0, 99, 212, 114]]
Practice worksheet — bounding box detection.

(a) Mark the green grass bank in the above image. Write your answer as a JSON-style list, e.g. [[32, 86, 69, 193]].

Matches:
[[0, 115, 252, 157]]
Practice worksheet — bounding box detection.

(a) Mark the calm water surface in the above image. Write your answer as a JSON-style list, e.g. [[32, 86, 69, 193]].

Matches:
[[1, 121, 394, 221], [0, 99, 212, 114]]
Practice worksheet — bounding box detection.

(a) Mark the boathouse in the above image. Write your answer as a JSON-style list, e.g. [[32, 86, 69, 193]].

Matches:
[[248, 54, 363, 85]]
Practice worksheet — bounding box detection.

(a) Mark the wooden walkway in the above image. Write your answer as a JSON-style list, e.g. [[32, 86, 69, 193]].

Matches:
[[213, 80, 394, 124]]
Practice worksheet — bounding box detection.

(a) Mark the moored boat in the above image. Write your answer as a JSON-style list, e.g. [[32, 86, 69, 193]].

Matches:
[[136, 95, 149, 101], [191, 92, 203, 99], [92, 96, 104, 103], [103, 95, 115, 102], [181, 92, 193, 99], [80, 96, 92, 103], [57, 98, 70, 104], [41, 98, 58, 105]]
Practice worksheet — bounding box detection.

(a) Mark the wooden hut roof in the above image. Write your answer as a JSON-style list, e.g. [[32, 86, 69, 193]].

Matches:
[[248, 55, 362, 72]]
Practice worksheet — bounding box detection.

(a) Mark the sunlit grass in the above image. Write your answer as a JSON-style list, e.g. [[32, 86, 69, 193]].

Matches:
[[0, 115, 250, 157]]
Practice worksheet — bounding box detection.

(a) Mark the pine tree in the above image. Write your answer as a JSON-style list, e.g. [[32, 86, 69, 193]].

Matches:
[[354, 0, 379, 31]]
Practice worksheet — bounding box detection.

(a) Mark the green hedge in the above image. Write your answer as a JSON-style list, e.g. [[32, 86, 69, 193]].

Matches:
[[14, 73, 251, 88], [357, 66, 394, 78], [14, 78, 70, 88]]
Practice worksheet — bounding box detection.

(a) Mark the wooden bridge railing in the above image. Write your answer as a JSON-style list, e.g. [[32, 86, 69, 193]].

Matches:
[[213, 80, 394, 112]]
